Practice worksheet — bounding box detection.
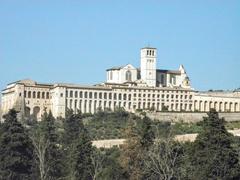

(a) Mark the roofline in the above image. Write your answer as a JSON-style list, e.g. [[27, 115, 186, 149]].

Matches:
[[141, 47, 157, 49]]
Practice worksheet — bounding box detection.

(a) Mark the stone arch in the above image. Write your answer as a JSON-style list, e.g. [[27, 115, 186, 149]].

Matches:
[[204, 101, 208, 112], [194, 100, 198, 111], [234, 103, 238, 112], [33, 106, 40, 119], [214, 102, 218, 111], [229, 102, 233, 112], [37, 91, 40, 98], [25, 106, 31, 118], [199, 101, 203, 111], [42, 92, 45, 99], [224, 102, 228, 112], [219, 102, 223, 112], [209, 101, 213, 110]]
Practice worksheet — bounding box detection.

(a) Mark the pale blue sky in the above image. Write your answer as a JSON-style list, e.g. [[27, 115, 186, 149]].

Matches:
[[0, 0, 239, 91]]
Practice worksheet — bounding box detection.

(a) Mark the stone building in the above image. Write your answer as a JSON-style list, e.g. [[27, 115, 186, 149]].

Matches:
[[1, 47, 240, 120]]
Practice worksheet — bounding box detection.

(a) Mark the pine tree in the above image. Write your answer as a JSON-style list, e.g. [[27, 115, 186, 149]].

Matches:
[[41, 111, 64, 180], [0, 109, 34, 180], [74, 123, 93, 180], [63, 110, 83, 179], [189, 109, 240, 180]]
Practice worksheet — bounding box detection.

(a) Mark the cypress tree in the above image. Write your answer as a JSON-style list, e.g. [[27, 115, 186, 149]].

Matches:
[[189, 109, 240, 180], [0, 109, 34, 180], [74, 125, 93, 180], [41, 111, 64, 179], [63, 110, 83, 179]]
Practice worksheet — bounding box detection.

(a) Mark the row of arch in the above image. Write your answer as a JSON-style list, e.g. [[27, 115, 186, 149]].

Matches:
[[66, 90, 193, 101], [24, 91, 50, 99], [25, 106, 41, 119], [66, 99, 193, 114], [67, 91, 132, 101], [194, 100, 240, 112]]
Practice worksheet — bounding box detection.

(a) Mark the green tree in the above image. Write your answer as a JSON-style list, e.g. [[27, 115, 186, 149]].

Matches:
[[74, 124, 93, 180], [0, 109, 34, 180], [62, 110, 83, 179], [188, 109, 240, 180], [63, 110, 94, 180], [41, 111, 64, 180]]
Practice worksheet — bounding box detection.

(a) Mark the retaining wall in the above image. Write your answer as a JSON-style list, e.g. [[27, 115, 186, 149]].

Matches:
[[147, 112, 240, 123]]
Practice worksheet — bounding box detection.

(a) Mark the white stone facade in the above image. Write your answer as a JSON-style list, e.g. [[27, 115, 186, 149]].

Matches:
[[1, 47, 240, 119]]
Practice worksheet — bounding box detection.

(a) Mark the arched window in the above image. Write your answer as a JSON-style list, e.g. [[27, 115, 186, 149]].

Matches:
[[28, 91, 31, 98], [33, 91, 36, 98], [126, 70, 132, 81], [46, 92, 50, 99], [42, 92, 45, 99], [37, 92, 40, 98]]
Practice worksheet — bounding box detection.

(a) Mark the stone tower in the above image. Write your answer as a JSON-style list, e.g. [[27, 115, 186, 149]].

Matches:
[[140, 47, 157, 87]]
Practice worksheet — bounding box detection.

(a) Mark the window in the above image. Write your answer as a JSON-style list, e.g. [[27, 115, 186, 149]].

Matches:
[[33, 91, 36, 98], [75, 91, 78, 98], [37, 92, 40, 98], [80, 91, 83, 98], [70, 91, 73, 98], [123, 94, 127, 100], [119, 94, 122, 100], [46, 92, 49, 99], [42, 92, 45, 99], [126, 70, 132, 81], [60, 93, 63, 97]]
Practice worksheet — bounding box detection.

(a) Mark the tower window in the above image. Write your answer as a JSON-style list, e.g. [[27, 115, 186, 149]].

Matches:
[[152, 50, 154, 56]]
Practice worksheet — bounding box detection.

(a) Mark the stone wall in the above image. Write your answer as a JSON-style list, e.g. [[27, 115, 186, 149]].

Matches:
[[146, 112, 240, 123], [92, 129, 240, 148]]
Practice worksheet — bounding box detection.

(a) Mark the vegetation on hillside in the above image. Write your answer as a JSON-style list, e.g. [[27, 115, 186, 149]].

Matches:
[[1, 108, 240, 179]]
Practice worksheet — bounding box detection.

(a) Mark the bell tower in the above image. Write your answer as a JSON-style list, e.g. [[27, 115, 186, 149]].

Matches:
[[140, 47, 157, 87]]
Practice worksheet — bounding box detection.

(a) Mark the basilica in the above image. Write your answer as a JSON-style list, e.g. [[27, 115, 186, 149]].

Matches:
[[1, 47, 240, 120]]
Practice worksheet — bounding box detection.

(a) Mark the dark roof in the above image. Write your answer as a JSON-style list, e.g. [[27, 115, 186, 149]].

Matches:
[[157, 69, 181, 75], [106, 66, 124, 71], [141, 47, 157, 49]]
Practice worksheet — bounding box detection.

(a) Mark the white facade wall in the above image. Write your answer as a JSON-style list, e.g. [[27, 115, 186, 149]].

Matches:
[[106, 64, 138, 84], [1, 81, 240, 120]]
